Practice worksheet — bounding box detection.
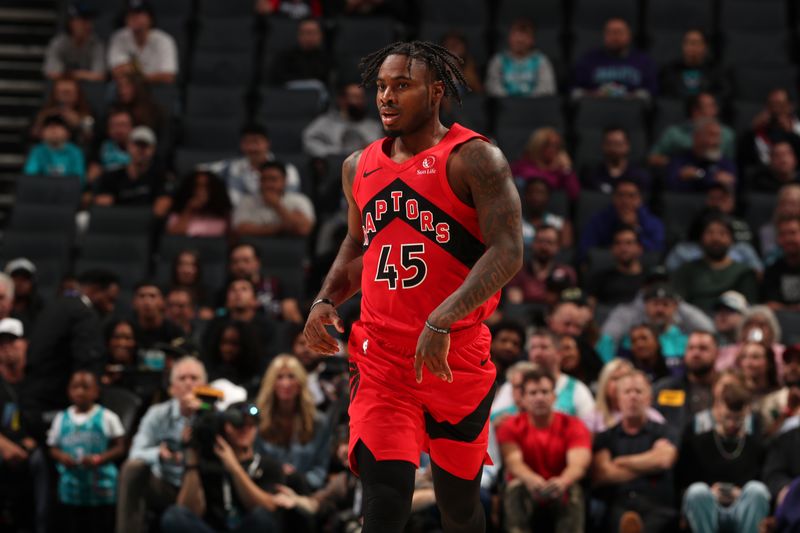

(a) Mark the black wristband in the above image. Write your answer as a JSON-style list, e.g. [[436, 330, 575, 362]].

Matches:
[[425, 320, 450, 334], [310, 297, 335, 312]]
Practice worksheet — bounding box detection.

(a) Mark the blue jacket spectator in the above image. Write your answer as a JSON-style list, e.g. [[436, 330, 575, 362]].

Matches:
[[23, 114, 85, 184], [578, 179, 665, 263], [572, 18, 657, 99]]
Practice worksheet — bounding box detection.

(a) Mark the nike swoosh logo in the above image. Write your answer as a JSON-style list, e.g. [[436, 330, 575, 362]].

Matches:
[[363, 167, 381, 178], [480, 357, 490, 366]]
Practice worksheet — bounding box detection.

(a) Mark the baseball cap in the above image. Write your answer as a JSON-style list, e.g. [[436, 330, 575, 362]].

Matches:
[[644, 265, 669, 285], [129, 126, 156, 146], [4, 258, 36, 277], [67, 2, 96, 19], [127, 0, 154, 15], [0, 318, 24, 339], [714, 291, 748, 315], [643, 283, 679, 302]]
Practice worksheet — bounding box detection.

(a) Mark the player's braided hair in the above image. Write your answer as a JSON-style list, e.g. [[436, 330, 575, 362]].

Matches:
[[358, 41, 469, 104]]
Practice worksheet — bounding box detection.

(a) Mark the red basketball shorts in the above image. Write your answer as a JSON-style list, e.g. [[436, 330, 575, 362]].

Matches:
[[346, 320, 497, 480]]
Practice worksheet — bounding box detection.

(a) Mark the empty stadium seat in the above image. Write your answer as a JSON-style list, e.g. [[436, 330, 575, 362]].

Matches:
[[181, 117, 243, 152], [80, 234, 150, 263], [496, 96, 565, 132], [1, 231, 72, 264], [575, 191, 612, 233], [734, 67, 798, 103], [418, 0, 486, 25], [644, 0, 713, 34], [197, 0, 254, 18], [661, 192, 707, 242], [258, 88, 324, 121], [8, 204, 76, 234], [195, 17, 256, 53], [191, 51, 255, 86], [573, 0, 638, 31], [722, 33, 793, 68], [332, 17, 399, 58], [185, 85, 249, 119], [497, 0, 562, 30], [720, 0, 788, 33], [15, 175, 82, 206], [575, 98, 647, 133], [158, 235, 228, 264], [87, 207, 154, 236]]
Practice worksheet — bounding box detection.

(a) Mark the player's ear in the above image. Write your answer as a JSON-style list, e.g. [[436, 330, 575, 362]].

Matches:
[[431, 80, 445, 105]]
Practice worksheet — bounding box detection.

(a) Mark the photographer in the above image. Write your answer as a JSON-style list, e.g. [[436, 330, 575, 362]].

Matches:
[[116, 356, 207, 533], [161, 402, 281, 533]]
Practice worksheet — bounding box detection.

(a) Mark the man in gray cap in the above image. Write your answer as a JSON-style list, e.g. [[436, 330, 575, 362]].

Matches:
[[713, 290, 748, 347], [4, 258, 44, 327], [94, 126, 172, 217]]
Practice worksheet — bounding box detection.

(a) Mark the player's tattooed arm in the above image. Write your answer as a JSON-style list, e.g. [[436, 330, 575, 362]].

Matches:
[[428, 140, 523, 328], [304, 150, 365, 354]]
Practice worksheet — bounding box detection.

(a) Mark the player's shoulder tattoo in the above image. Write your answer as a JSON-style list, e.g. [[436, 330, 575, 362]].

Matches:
[[455, 139, 514, 200], [342, 149, 364, 188]]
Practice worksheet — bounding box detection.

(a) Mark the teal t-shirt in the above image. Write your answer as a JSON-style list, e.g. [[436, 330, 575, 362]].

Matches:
[[23, 142, 86, 185]]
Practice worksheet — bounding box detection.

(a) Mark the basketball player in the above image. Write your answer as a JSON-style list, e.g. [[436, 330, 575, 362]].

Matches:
[[304, 41, 523, 532]]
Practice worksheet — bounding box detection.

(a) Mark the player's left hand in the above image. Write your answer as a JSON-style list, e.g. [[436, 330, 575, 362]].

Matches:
[[414, 326, 452, 383]]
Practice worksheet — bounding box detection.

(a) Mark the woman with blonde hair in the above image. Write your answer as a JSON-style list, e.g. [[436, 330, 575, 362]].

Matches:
[[254, 354, 331, 490], [510, 127, 581, 200], [582, 358, 664, 433]]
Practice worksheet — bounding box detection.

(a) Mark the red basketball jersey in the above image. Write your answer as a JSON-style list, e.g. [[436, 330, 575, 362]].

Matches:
[[352, 123, 500, 341]]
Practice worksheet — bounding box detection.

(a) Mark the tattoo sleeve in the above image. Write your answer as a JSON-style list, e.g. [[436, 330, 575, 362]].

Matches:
[[314, 150, 365, 307], [428, 141, 523, 327]]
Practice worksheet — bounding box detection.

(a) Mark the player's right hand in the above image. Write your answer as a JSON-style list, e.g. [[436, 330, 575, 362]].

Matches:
[[304, 303, 344, 355]]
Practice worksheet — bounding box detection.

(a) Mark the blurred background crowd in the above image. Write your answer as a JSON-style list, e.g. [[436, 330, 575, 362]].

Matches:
[[2, 0, 800, 532]]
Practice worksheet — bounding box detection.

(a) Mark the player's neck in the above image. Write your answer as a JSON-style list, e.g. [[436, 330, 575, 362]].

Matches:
[[393, 120, 448, 158]]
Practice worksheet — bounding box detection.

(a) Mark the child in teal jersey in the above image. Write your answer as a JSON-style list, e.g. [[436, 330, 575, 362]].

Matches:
[[47, 371, 126, 533], [24, 114, 86, 184]]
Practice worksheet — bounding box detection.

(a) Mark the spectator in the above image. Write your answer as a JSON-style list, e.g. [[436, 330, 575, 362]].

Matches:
[[48, 370, 126, 533], [256, 0, 322, 20], [160, 401, 281, 533], [204, 278, 277, 357], [93, 126, 172, 217], [131, 281, 184, 355], [302, 83, 382, 158], [511, 128, 581, 200], [743, 88, 800, 169], [116, 356, 207, 533], [233, 161, 315, 238], [520, 179, 573, 248], [547, 301, 604, 385], [203, 320, 265, 393], [571, 18, 657, 100], [288, 324, 347, 411], [490, 360, 537, 425], [577, 179, 665, 264], [687, 370, 762, 438], [592, 371, 678, 533], [489, 320, 525, 387], [486, 18, 556, 97], [717, 305, 786, 375], [169, 251, 214, 319], [100, 318, 137, 387], [497, 366, 591, 532], [0, 273, 13, 323], [649, 92, 735, 166], [111, 72, 163, 130], [220, 243, 302, 323], [31, 76, 95, 146], [760, 344, 800, 434], [659, 29, 731, 101], [440, 30, 483, 94], [0, 318, 49, 533], [625, 324, 671, 383], [752, 141, 800, 193], [599, 268, 715, 354], [108, 0, 178, 84], [164, 288, 203, 345], [43, 3, 105, 81], [736, 341, 780, 410], [713, 291, 748, 347], [677, 381, 770, 533], [204, 123, 301, 206], [505, 225, 576, 306], [527, 329, 595, 419], [653, 331, 718, 433], [667, 183, 762, 273], [269, 17, 331, 88], [583, 359, 665, 433], [87, 107, 134, 183], [4, 258, 45, 328], [598, 284, 688, 372], [166, 171, 231, 237], [23, 114, 86, 183], [672, 214, 758, 312], [763, 424, 800, 533], [761, 184, 800, 260], [254, 355, 332, 490], [665, 118, 737, 193], [588, 225, 646, 306], [584, 127, 651, 193], [23, 269, 118, 413]]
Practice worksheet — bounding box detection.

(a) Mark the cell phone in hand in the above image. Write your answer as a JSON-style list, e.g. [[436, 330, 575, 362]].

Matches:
[[717, 483, 734, 505]]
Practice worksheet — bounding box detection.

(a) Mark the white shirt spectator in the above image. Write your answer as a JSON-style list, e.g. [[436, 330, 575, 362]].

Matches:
[[47, 405, 125, 446], [233, 191, 315, 228], [108, 27, 178, 76], [204, 156, 301, 206]]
